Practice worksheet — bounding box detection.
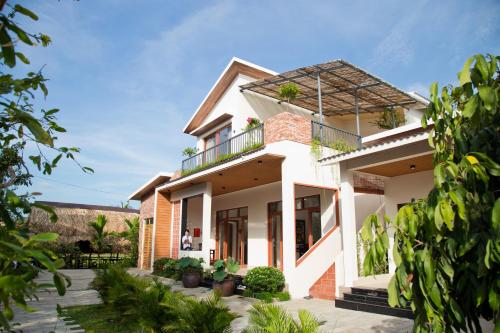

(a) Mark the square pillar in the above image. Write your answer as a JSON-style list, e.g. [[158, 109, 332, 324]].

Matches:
[[340, 167, 358, 286], [281, 179, 295, 276], [201, 182, 212, 266]]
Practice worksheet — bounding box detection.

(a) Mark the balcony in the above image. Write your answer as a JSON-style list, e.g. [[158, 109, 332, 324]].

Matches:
[[311, 120, 362, 154], [181, 124, 264, 176]]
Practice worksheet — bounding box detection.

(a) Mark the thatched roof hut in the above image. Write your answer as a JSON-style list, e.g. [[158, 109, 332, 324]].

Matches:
[[28, 201, 139, 247]]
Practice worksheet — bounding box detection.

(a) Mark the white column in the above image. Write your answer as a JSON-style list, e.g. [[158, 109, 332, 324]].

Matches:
[[340, 167, 358, 286], [202, 182, 213, 266], [281, 178, 296, 291]]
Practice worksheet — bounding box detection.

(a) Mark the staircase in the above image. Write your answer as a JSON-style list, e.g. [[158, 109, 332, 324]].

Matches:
[[335, 287, 413, 319]]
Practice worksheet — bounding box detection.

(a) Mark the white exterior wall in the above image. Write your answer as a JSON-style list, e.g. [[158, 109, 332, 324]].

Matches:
[[268, 141, 342, 298], [384, 170, 433, 218], [211, 181, 282, 267]]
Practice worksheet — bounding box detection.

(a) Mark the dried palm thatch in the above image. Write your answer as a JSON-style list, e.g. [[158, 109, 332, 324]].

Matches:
[[27, 201, 139, 247]]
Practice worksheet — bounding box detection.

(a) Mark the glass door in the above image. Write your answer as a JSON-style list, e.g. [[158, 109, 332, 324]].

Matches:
[[268, 201, 283, 270], [215, 207, 248, 266]]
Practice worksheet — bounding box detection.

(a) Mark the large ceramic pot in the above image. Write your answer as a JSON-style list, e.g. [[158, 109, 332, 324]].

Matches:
[[212, 279, 235, 297], [182, 271, 201, 288]]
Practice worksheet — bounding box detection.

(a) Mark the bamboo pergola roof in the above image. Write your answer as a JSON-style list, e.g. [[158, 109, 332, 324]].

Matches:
[[239, 59, 417, 116]]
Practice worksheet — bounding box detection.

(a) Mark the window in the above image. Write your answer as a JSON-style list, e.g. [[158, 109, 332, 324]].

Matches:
[[144, 218, 154, 225], [295, 194, 321, 259]]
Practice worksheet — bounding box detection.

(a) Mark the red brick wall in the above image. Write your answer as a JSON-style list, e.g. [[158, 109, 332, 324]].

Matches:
[[171, 200, 181, 259], [264, 112, 312, 145], [309, 263, 336, 300]]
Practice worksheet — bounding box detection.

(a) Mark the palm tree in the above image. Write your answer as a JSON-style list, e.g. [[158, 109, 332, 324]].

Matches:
[[244, 303, 325, 333], [89, 214, 109, 263], [121, 216, 140, 265]]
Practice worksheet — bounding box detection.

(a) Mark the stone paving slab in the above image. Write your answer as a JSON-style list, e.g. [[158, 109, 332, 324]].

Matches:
[[11, 270, 99, 333]]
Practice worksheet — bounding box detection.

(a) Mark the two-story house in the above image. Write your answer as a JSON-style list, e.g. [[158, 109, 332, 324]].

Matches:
[[129, 57, 433, 303]]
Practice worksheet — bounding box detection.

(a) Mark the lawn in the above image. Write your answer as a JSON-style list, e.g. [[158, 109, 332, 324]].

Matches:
[[60, 304, 140, 333]]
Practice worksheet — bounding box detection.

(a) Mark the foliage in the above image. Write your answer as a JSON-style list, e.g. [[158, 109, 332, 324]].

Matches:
[[244, 303, 325, 333], [168, 294, 238, 333], [88, 214, 109, 259], [176, 256, 203, 274], [182, 147, 197, 157], [356, 233, 388, 277], [244, 117, 262, 130], [278, 83, 301, 102], [371, 107, 406, 129], [275, 291, 291, 302], [60, 304, 140, 333], [329, 138, 357, 153], [243, 266, 285, 293], [212, 257, 240, 282], [90, 267, 237, 333], [310, 138, 322, 159], [116, 217, 140, 266], [361, 54, 500, 332], [0, 2, 92, 328], [153, 257, 181, 279]]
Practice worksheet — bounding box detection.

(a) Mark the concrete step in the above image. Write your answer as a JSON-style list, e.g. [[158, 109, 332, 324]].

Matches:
[[335, 298, 413, 319]]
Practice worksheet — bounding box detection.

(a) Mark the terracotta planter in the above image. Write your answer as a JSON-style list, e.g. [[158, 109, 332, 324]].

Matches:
[[212, 279, 235, 297], [182, 271, 201, 288]]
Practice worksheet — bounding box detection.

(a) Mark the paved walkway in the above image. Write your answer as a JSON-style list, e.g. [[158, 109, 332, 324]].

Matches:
[[12, 270, 99, 333], [13, 269, 413, 332], [130, 268, 413, 333]]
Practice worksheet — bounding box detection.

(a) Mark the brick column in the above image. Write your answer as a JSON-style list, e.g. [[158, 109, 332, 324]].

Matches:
[[264, 112, 312, 145]]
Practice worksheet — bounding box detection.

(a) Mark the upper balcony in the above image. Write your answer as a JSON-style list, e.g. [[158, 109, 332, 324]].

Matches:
[[182, 124, 264, 176], [180, 112, 365, 177]]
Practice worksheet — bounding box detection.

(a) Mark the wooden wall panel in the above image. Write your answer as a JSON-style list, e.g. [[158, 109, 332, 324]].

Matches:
[[154, 192, 172, 259], [142, 224, 153, 269]]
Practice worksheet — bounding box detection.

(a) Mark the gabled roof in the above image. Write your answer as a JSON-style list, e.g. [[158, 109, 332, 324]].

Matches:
[[183, 57, 277, 135], [128, 172, 173, 201]]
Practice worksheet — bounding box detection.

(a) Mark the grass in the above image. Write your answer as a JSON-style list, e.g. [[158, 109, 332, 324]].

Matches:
[[60, 304, 140, 333]]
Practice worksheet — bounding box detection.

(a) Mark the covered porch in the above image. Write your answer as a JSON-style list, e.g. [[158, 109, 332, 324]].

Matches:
[[321, 131, 434, 286]]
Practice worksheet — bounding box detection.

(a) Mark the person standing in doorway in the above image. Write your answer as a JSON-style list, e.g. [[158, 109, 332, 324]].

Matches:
[[182, 229, 193, 250]]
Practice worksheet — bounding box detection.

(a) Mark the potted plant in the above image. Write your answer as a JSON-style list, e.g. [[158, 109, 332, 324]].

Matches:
[[278, 83, 300, 112], [176, 257, 203, 288], [212, 257, 240, 297]]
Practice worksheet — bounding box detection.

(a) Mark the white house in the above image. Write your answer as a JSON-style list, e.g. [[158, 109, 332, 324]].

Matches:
[[129, 57, 434, 303]]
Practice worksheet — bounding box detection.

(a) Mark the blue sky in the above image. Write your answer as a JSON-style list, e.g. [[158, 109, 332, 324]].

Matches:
[[21, 0, 499, 208]]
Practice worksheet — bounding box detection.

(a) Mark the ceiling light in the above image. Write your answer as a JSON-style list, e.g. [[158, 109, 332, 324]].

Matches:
[[257, 160, 263, 164], [222, 186, 226, 190], [254, 178, 258, 181], [410, 165, 416, 171], [218, 173, 223, 176]]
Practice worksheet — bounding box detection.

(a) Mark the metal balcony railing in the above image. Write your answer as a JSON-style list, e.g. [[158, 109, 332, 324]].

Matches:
[[311, 121, 362, 153], [181, 124, 264, 175]]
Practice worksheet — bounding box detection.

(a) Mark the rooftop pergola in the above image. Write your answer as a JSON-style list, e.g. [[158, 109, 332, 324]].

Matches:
[[240, 59, 418, 135]]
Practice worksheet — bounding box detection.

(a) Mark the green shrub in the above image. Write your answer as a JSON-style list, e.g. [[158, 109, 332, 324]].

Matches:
[[244, 303, 325, 333], [243, 267, 285, 293], [172, 294, 239, 333], [153, 257, 180, 279], [254, 292, 274, 303], [242, 289, 253, 298], [275, 291, 291, 302]]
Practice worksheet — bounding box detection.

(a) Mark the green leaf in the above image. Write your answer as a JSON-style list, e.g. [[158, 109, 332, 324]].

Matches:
[[458, 57, 473, 86], [478, 86, 496, 111], [439, 200, 455, 231], [14, 4, 39, 20], [423, 249, 435, 289], [15, 52, 30, 64], [29, 232, 58, 242], [462, 95, 478, 118], [212, 270, 227, 282], [12, 110, 53, 146], [493, 198, 500, 231], [53, 273, 66, 296], [387, 276, 399, 307], [434, 163, 445, 187], [0, 28, 15, 67], [489, 288, 499, 311]]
